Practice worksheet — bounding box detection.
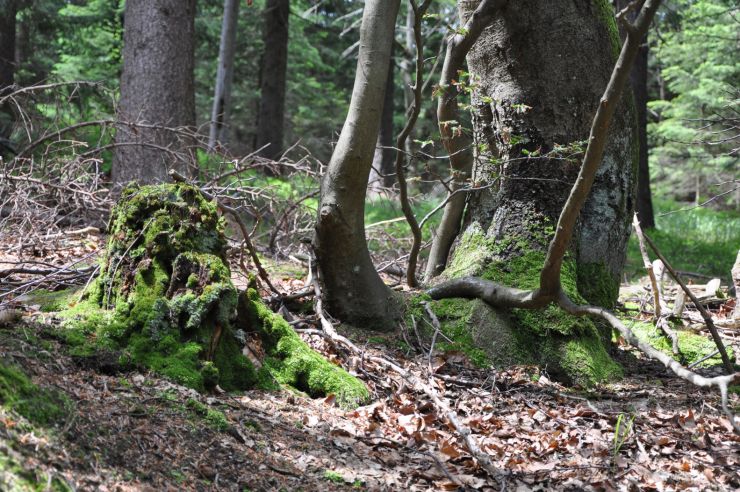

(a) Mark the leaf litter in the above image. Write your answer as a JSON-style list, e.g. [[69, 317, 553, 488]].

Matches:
[[0, 233, 738, 491]]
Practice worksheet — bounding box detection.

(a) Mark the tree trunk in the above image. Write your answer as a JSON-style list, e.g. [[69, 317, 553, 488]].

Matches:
[[437, 0, 636, 385], [0, 0, 17, 141], [368, 49, 396, 193], [314, 0, 402, 329], [616, 0, 654, 229], [208, 0, 240, 152], [255, 0, 289, 163], [112, 0, 196, 186]]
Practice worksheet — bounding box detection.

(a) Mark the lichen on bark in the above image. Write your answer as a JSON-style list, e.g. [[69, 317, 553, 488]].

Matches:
[[61, 183, 368, 406]]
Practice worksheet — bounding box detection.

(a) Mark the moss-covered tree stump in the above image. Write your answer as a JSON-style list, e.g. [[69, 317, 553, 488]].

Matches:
[[63, 183, 368, 407]]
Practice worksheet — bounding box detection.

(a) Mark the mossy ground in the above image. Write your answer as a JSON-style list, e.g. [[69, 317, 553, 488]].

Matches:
[[0, 360, 70, 427], [618, 310, 735, 369], [57, 183, 366, 407]]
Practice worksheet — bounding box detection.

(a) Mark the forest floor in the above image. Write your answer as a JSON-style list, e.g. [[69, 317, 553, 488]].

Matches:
[[0, 231, 738, 491]]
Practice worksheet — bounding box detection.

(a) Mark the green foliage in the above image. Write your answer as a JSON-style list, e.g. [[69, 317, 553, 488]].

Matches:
[[648, 0, 739, 206], [625, 199, 740, 279]]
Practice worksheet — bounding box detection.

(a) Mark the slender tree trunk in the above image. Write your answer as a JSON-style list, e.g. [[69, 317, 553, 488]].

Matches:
[[208, 0, 240, 151], [314, 0, 402, 328], [0, 0, 17, 140], [616, 0, 654, 228], [369, 49, 396, 193], [255, 0, 289, 162], [113, 0, 196, 186]]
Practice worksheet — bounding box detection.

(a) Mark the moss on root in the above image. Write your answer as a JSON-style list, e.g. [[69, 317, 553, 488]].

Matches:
[[435, 226, 622, 387], [239, 289, 370, 409], [59, 183, 366, 406]]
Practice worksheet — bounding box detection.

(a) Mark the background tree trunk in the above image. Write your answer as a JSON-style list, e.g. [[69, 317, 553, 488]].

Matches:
[[437, 0, 637, 385], [255, 0, 289, 163], [208, 0, 240, 152], [0, 0, 17, 141], [369, 48, 396, 193], [616, 0, 655, 228], [112, 0, 196, 186], [314, 0, 402, 329]]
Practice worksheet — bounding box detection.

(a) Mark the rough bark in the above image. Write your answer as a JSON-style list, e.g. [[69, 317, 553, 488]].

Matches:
[[255, 0, 289, 163], [0, 0, 17, 141], [433, 0, 637, 385], [314, 0, 402, 329], [368, 49, 396, 193], [113, 0, 196, 186], [208, 0, 240, 151]]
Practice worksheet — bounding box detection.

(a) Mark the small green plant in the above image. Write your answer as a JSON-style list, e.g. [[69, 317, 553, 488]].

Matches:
[[324, 470, 345, 484], [612, 413, 635, 457]]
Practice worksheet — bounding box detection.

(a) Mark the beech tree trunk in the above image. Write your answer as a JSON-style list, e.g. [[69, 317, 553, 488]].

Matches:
[[255, 0, 289, 163], [314, 0, 402, 328], [112, 0, 196, 186], [368, 50, 396, 193], [0, 0, 17, 141], [208, 0, 240, 151]]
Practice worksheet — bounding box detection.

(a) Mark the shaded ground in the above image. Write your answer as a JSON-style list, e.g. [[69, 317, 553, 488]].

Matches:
[[0, 233, 738, 491]]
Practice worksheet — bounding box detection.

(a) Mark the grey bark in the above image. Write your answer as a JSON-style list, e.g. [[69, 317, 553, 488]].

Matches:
[[425, 0, 507, 281], [255, 0, 289, 163], [208, 0, 240, 151], [457, 0, 636, 306], [368, 49, 396, 193], [113, 0, 196, 186], [314, 0, 402, 328], [0, 0, 17, 141]]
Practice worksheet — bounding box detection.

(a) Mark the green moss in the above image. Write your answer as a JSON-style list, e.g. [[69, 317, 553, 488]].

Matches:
[[185, 398, 229, 431], [0, 361, 69, 426], [0, 451, 73, 492], [324, 470, 345, 484], [414, 297, 490, 367], [577, 262, 620, 309], [19, 288, 78, 313], [593, 0, 621, 59], [240, 289, 370, 409], [627, 318, 734, 368], [60, 183, 255, 392]]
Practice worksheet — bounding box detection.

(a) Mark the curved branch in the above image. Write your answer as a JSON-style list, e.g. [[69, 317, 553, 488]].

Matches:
[[427, 276, 549, 309], [425, 0, 508, 281], [539, 0, 662, 295], [557, 292, 739, 433]]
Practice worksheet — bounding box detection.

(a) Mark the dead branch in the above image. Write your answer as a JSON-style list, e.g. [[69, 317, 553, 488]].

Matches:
[[641, 230, 734, 374]]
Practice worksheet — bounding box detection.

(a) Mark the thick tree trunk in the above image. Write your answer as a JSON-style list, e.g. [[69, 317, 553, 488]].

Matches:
[[437, 0, 636, 385], [208, 0, 240, 151], [255, 0, 289, 163], [112, 0, 196, 186], [314, 0, 402, 328], [0, 0, 17, 141], [368, 50, 396, 193]]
